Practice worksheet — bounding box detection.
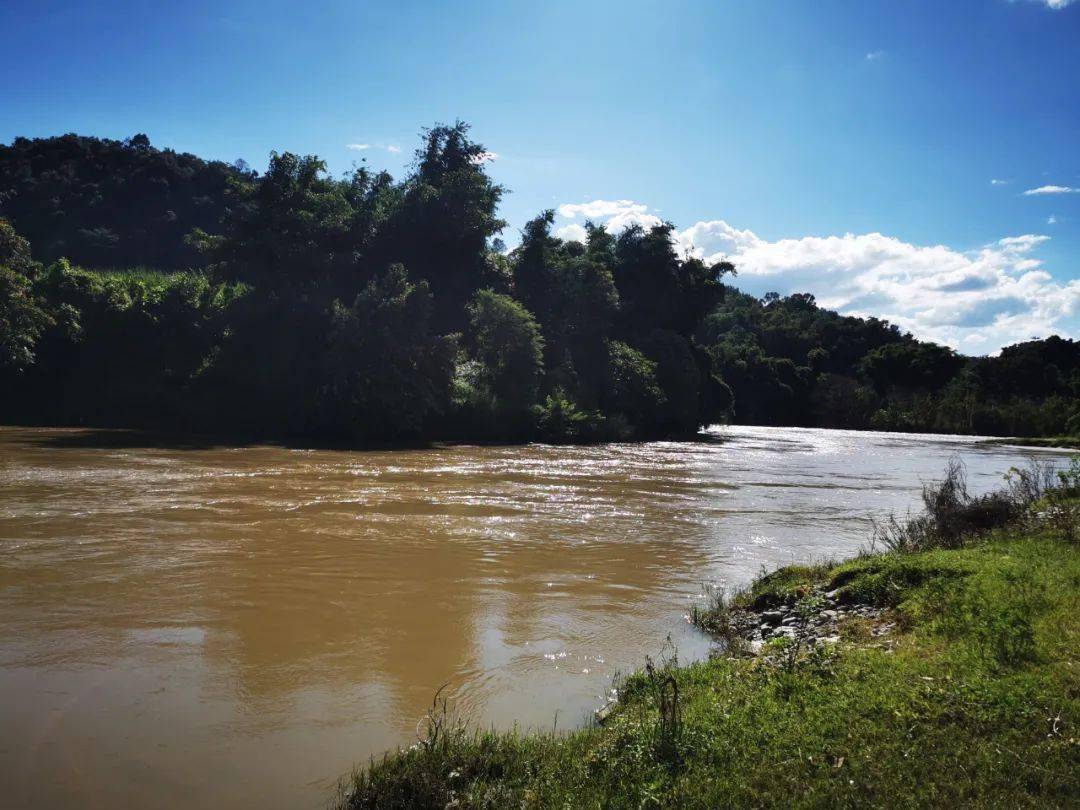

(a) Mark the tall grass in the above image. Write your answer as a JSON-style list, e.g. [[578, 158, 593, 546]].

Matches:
[[870, 456, 1073, 553]]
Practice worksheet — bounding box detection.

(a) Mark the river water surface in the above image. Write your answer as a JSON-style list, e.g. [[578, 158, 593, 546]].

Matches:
[[0, 425, 1073, 808]]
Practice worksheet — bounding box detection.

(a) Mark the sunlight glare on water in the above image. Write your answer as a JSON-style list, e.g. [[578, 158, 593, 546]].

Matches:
[[0, 425, 1073, 808]]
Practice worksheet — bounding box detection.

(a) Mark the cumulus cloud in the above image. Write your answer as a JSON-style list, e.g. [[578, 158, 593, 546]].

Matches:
[[1041, 0, 1076, 8], [346, 143, 371, 151], [990, 178, 1010, 186], [1023, 185, 1078, 195], [552, 200, 1079, 355], [681, 226, 1077, 354], [1048, 215, 1058, 225], [555, 223, 588, 243], [557, 199, 662, 233], [470, 151, 499, 164], [865, 50, 885, 61]]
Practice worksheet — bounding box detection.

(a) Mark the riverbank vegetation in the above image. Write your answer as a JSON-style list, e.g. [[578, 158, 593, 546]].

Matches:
[[2, 129, 1078, 443], [337, 459, 1080, 807]]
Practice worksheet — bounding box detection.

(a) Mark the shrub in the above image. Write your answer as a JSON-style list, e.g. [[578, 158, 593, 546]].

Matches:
[[872, 458, 1029, 552]]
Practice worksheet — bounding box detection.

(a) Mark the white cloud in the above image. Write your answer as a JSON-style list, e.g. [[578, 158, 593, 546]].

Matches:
[[346, 142, 401, 154], [1023, 185, 1079, 195], [865, 50, 885, 61], [1017, 0, 1078, 8], [470, 151, 499, 164], [990, 178, 1010, 186], [557, 199, 662, 233], [555, 223, 588, 243], [1048, 215, 1058, 225], [552, 201, 1079, 355], [558, 199, 649, 219]]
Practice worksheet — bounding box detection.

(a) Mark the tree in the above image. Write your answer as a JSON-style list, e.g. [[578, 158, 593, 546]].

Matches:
[[512, 210, 560, 327], [0, 267, 51, 372], [640, 329, 704, 435], [510, 213, 620, 407], [373, 122, 506, 330], [0, 217, 34, 276], [0, 220, 51, 371], [320, 265, 455, 440], [464, 290, 544, 430], [213, 152, 355, 290], [860, 342, 964, 394], [604, 340, 665, 432]]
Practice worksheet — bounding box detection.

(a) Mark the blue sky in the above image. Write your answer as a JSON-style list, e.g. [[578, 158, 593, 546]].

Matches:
[[2, 0, 1078, 353]]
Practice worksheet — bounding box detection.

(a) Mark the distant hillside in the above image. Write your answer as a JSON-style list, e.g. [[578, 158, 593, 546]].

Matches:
[[701, 286, 1080, 436], [0, 133, 246, 269]]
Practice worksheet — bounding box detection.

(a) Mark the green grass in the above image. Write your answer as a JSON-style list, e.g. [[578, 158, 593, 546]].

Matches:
[[339, 522, 1080, 808]]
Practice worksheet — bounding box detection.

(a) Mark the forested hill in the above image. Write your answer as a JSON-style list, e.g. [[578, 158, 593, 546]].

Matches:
[[698, 288, 1078, 436], [1, 128, 1077, 443], [0, 133, 246, 269]]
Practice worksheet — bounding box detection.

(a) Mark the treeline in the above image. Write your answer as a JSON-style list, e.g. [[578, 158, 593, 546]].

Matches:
[[1, 128, 1077, 442], [0, 127, 730, 442], [700, 289, 1079, 436]]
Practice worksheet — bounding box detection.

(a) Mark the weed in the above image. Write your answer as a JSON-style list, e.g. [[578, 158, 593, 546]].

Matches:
[[643, 656, 683, 768]]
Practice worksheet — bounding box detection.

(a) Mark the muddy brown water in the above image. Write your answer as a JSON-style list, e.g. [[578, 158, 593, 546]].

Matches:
[[0, 425, 1073, 808]]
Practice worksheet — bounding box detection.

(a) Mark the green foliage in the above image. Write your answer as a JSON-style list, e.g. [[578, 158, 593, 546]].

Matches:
[[0, 216, 34, 275], [640, 329, 703, 435], [860, 341, 965, 394], [0, 265, 52, 371], [0, 133, 245, 268], [536, 388, 591, 442], [4, 258, 246, 427], [0, 218, 52, 370], [737, 564, 832, 610], [605, 340, 666, 431], [320, 265, 455, 441], [464, 289, 545, 432], [213, 151, 357, 290], [699, 286, 1079, 436], [376, 122, 507, 330]]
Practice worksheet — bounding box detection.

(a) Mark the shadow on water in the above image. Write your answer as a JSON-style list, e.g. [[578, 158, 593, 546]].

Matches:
[[8, 425, 437, 453], [10, 423, 736, 453]]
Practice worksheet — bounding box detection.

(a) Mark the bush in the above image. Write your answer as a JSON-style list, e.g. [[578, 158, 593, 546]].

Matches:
[[872, 458, 1028, 552]]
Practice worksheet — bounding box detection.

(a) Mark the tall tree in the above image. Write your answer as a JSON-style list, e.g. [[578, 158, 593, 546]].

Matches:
[[373, 122, 506, 330]]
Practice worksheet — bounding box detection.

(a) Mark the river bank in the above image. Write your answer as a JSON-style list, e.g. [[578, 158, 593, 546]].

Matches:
[[984, 436, 1080, 451], [338, 463, 1080, 808], [3, 427, 1076, 808]]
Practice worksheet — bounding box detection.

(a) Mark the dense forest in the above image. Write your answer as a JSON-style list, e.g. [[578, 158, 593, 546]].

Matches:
[[1, 129, 1077, 443]]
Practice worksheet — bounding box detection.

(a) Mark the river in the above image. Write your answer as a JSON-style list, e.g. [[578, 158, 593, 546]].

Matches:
[[0, 425, 1073, 808]]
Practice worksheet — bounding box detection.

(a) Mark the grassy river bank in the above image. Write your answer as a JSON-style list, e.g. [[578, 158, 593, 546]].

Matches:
[[337, 460, 1080, 808]]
